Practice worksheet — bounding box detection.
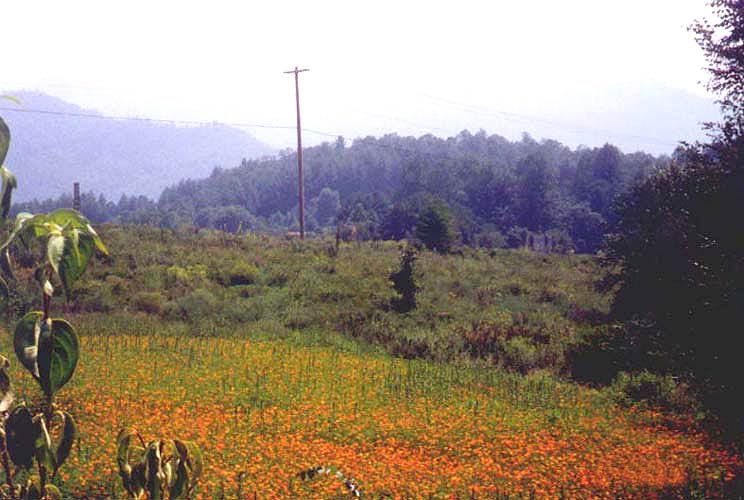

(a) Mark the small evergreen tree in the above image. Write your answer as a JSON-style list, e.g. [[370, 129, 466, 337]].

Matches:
[[389, 245, 420, 313]]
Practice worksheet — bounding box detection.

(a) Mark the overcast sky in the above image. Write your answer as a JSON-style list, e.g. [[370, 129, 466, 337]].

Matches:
[[1, 0, 716, 152]]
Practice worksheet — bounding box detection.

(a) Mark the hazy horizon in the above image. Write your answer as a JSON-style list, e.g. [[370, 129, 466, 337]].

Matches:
[[0, 1, 721, 154]]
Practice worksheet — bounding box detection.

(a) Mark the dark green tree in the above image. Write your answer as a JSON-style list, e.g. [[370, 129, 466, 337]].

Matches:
[[601, 0, 744, 431], [415, 201, 454, 253], [389, 245, 420, 313]]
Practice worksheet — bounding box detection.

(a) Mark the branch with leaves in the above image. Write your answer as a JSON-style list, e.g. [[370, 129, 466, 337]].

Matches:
[[0, 101, 107, 499]]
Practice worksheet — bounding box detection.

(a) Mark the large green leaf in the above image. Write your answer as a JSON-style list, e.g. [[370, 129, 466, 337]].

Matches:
[[13, 312, 79, 398], [39, 318, 79, 397], [59, 230, 95, 297], [33, 416, 56, 476], [0, 166, 17, 219], [53, 411, 76, 475], [13, 312, 42, 379], [46, 209, 108, 255], [117, 429, 149, 499], [5, 405, 38, 469], [0, 212, 46, 253], [0, 117, 9, 167], [144, 442, 164, 500], [116, 429, 135, 477], [47, 234, 65, 275], [171, 440, 203, 498]]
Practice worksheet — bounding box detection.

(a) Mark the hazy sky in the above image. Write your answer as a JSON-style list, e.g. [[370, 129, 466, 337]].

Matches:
[[1, 0, 715, 151]]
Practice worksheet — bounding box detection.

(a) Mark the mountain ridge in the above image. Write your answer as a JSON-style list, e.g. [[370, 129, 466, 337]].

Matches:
[[0, 91, 274, 202]]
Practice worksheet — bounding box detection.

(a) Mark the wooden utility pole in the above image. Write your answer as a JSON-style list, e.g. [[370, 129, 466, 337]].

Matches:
[[284, 66, 309, 239], [73, 182, 81, 212]]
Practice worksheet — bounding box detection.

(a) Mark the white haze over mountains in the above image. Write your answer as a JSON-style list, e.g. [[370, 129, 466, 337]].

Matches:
[[0, 0, 723, 199], [1, 92, 273, 202]]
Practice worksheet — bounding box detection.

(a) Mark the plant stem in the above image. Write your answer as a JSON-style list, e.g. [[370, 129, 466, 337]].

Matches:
[[0, 435, 16, 500]]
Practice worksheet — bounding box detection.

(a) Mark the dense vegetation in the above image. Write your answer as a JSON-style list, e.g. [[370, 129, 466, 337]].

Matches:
[[2, 226, 741, 498], [2, 2, 743, 496], [596, 0, 744, 434], [14, 133, 668, 254]]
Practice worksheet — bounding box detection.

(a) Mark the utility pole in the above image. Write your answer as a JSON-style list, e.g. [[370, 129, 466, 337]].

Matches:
[[73, 182, 81, 212], [284, 66, 309, 239]]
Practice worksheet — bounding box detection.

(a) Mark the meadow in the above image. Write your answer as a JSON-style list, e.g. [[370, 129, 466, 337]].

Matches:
[[1, 226, 742, 498]]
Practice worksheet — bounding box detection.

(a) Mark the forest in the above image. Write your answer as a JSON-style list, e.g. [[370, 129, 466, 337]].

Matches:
[[14, 132, 669, 254]]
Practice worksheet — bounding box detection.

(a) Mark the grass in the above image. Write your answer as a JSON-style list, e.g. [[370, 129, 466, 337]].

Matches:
[[1, 226, 741, 498], [46, 225, 608, 373]]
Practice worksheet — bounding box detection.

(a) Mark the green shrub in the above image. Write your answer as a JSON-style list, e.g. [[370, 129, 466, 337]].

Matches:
[[611, 371, 690, 411], [389, 246, 420, 313], [502, 337, 540, 374], [567, 325, 657, 385], [133, 291, 163, 314], [227, 262, 260, 286], [74, 281, 115, 313], [161, 300, 183, 321], [177, 288, 218, 321], [164, 264, 208, 288]]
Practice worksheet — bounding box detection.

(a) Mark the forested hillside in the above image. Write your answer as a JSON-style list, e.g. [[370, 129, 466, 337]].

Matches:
[[1, 91, 273, 201], [15, 131, 669, 253]]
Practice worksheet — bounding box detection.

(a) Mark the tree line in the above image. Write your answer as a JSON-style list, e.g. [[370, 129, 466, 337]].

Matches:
[[13, 131, 669, 254]]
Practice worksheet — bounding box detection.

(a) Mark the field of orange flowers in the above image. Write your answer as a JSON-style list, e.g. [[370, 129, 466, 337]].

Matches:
[[3, 323, 741, 499]]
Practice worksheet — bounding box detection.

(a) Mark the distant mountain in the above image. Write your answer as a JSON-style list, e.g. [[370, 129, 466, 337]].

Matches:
[[0, 91, 274, 202]]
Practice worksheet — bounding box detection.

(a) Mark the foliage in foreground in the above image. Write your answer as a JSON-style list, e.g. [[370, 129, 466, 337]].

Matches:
[[1, 105, 203, 500], [600, 0, 744, 433]]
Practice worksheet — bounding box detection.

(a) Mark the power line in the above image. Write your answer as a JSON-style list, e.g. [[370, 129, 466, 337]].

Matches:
[[0, 86, 683, 149], [0, 105, 340, 139], [419, 93, 680, 148]]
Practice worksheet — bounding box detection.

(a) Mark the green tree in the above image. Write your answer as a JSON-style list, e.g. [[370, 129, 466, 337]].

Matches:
[[312, 187, 341, 226], [516, 154, 557, 231], [415, 201, 454, 253], [389, 245, 420, 312], [601, 0, 744, 431]]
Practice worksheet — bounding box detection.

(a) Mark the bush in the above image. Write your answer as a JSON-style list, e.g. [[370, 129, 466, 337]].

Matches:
[[133, 292, 163, 314], [389, 245, 420, 313], [165, 264, 208, 288], [611, 371, 690, 412], [177, 288, 218, 321], [566, 325, 659, 385], [73, 281, 115, 313], [227, 262, 260, 286], [502, 337, 539, 374], [415, 201, 454, 253], [161, 300, 183, 321]]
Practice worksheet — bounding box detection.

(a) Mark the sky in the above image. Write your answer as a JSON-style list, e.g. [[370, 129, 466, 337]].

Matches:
[[0, 0, 717, 153]]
